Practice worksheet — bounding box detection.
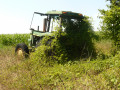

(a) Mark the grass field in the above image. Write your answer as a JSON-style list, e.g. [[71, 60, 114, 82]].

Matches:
[[0, 34, 120, 89]]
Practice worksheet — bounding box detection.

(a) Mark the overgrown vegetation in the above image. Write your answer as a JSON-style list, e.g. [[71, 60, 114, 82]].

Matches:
[[31, 16, 96, 65], [61, 16, 96, 59], [0, 41, 119, 89], [0, 26, 119, 89], [1, 1, 120, 89]]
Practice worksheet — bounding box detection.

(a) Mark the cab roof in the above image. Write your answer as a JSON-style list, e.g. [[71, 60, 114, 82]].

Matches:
[[34, 10, 84, 19], [46, 10, 83, 17]]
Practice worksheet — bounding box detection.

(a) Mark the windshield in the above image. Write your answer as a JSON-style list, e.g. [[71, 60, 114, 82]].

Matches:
[[30, 14, 48, 32], [30, 14, 62, 32]]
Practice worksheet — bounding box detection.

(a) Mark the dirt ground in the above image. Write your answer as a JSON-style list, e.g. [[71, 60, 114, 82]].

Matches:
[[0, 84, 7, 90]]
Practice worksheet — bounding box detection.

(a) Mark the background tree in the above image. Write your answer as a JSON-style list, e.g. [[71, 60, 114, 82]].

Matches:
[[99, 0, 120, 46], [107, 0, 120, 6]]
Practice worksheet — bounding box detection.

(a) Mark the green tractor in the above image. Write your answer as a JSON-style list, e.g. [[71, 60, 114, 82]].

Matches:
[[15, 10, 84, 57]]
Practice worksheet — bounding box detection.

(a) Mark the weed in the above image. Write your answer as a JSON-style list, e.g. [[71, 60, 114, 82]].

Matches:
[[0, 32, 120, 89]]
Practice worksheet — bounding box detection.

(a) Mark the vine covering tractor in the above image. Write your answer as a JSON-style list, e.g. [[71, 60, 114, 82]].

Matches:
[[15, 10, 84, 57]]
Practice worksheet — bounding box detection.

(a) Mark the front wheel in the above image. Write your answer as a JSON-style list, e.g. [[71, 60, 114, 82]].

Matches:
[[15, 43, 29, 58]]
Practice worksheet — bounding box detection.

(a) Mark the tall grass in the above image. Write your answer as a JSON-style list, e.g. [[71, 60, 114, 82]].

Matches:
[[1, 50, 120, 89], [94, 39, 117, 59], [0, 34, 29, 46], [0, 33, 119, 89]]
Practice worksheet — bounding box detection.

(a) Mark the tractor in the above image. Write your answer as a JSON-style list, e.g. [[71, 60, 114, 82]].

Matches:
[[15, 10, 84, 57]]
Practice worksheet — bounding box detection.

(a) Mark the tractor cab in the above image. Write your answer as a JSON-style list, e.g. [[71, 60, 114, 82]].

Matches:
[[29, 10, 84, 49]]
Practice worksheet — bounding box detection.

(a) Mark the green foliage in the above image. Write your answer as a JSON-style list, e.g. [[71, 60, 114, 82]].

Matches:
[[2, 49, 120, 89], [61, 16, 96, 58], [99, 0, 120, 46], [0, 42, 120, 89], [1, 9, 120, 89], [0, 34, 29, 46], [31, 35, 68, 64], [94, 31, 110, 40], [32, 16, 96, 65]]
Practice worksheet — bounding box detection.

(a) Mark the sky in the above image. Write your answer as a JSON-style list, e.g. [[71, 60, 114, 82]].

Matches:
[[0, 0, 110, 34]]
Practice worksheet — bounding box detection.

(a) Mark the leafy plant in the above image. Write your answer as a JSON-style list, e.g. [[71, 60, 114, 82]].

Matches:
[[99, 0, 120, 46], [31, 16, 96, 65]]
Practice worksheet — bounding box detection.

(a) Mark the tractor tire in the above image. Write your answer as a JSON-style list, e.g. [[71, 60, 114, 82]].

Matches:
[[15, 43, 29, 58]]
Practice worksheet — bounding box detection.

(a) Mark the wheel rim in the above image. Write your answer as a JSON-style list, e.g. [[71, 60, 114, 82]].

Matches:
[[17, 48, 24, 57]]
